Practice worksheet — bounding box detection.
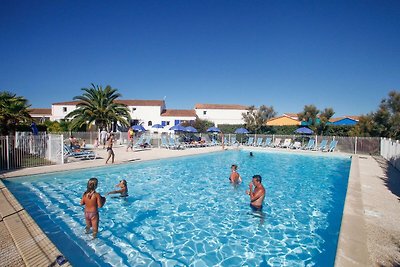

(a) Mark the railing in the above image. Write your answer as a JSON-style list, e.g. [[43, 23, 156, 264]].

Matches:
[[381, 138, 400, 171], [0, 133, 64, 171]]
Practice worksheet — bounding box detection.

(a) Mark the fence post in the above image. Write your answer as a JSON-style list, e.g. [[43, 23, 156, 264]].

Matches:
[[6, 136, 10, 170], [354, 136, 358, 154], [48, 134, 52, 161], [61, 134, 64, 165]]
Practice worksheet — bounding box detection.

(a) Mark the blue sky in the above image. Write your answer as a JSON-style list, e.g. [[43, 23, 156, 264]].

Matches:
[[1, 0, 399, 116]]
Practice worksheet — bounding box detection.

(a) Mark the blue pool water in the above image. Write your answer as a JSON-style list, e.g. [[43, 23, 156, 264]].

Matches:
[[4, 150, 351, 266]]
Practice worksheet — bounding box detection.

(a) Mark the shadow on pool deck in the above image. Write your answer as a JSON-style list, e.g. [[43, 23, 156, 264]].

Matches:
[[373, 156, 400, 202]]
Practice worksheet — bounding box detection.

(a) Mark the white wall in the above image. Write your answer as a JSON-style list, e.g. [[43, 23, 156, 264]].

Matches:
[[51, 104, 78, 121], [195, 109, 246, 126], [130, 106, 163, 128], [381, 138, 400, 171]]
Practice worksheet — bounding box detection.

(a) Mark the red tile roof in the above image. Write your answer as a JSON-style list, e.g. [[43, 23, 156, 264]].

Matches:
[[161, 109, 197, 117], [53, 100, 164, 106], [195, 103, 248, 110], [28, 108, 52, 115]]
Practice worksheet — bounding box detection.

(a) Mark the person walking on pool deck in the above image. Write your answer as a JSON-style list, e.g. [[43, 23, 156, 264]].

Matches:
[[105, 133, 115, 164], [80, 178, 106, 238], [106, 179, 128, 197], [246, 175, 265, 211], [229, 164, 242, 184]]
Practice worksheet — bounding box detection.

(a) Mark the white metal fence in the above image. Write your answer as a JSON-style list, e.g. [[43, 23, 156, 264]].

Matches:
[[0, 133, 64, 171], [380, 138, 400, 171]]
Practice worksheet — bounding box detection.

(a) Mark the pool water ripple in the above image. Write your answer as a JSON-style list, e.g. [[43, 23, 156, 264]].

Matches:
[[5, 150, 350, 266]]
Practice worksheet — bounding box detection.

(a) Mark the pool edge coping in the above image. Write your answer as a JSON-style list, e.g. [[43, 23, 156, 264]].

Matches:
[[334, 155, 370, 266]]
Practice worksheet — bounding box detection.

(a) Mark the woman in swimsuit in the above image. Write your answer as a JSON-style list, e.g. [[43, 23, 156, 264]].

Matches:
[[80, 178, 106, 238], [106, 179, 128, 197]]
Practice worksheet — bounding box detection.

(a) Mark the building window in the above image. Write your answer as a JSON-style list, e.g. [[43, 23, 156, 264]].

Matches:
[[148, 121, 152, 126], [203, 111, 207, 115], [132, 107, 136, 112], [63, 107, 67, 113], [166, 121, 170, 125]]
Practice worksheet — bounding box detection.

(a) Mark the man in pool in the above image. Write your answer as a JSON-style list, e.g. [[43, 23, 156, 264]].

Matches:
[[106, 179, 128, 197], [246, 175, 265, 211], [80, 178, 106, 239], [229, 164, 242, 184]]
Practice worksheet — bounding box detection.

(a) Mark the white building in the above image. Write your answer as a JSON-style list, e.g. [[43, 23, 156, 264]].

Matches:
[[28, 108, 52, 123], [50, 99, 197, 130], [194, 103, 248, 126]]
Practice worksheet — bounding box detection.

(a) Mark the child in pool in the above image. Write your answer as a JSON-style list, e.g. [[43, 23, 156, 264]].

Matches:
[[80, 178, 106, 238], [106, 179, 128, 197]]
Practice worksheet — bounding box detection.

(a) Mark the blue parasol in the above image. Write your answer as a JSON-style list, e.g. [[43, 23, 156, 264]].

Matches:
[[294, 127, 314, 134], [169, 124, 186, 131], [132, 125, 146, 132], [234, 127, 249, 134], [207, 126, 221, 133], [152, 124, 164, 129], [185, 126, 198, 133]]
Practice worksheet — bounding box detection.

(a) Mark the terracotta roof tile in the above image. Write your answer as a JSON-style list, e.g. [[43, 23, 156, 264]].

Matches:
[[161, 109, 197, 117], [195, 103, 248, 110], [28, 108, 52, 115]]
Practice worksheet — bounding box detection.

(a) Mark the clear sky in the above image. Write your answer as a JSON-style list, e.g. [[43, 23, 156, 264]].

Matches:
[[1, 0, 399, 116]]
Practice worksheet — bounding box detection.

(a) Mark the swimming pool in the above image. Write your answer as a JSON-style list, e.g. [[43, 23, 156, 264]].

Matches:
[[4, 150, 351, 266]]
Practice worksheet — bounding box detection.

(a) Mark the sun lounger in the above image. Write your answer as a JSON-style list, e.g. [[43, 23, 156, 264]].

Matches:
[[280, 138, 292, 148], [291, 141, 301, 149], [255, 137, 263, 147], [324, 140, 338, 152], [168, 136, 183, 149], [160, 135, 170, 149], [133, 135, 145, 149], [245, 137, 254, 146], [230, 136, 237, 145], [302, 139, 315, 150], [262, 137, 272, 147], [316, 139, 328, 151], [271, 138, 281, 148], [64, 145, 96, 160]]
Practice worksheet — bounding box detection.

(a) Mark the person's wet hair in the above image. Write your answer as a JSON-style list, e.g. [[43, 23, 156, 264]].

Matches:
[[85, 178, 98, 195], [231, 164, 237, 170], [252, 175, 262, 183]]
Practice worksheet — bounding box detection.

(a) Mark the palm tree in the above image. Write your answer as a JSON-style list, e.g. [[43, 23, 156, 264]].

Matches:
[[0, 91, 32, 135], [65, 84, 131, 131]]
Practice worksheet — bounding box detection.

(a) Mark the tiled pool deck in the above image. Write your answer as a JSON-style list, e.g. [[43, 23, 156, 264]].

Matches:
[[1, 145, 399, 266]]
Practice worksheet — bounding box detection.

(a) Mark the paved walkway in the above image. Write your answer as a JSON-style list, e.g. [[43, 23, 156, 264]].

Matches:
[[0, 145, 399, 266]]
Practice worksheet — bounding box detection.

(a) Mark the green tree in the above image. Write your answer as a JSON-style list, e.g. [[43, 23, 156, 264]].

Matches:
[[242, 105, 276, 133], [65, 84, 131, 131], [349, 114, 374, 137], [0, 91, 32, 135], [297, 105, 319, 131], [317, 107, 335, 135]]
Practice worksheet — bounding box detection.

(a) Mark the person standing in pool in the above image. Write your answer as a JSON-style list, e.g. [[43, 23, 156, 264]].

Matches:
[[246, 175, 265, 211], [229, 164, 242, 184], [105, 133, 115, 164], [106, 179, 128, 197], [80, 178, 106, 238]]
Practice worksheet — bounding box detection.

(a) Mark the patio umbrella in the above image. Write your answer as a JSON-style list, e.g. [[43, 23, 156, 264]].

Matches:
[[234, 127, 249, 134], [294, 127, 314, 134], [185, 126, 198, 133], [294, 127, 314, 146], [169, 124, 186, 132], [132, 125, 146, 132], [152, 124, 164, 129], [206, 126, 221, 133]]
